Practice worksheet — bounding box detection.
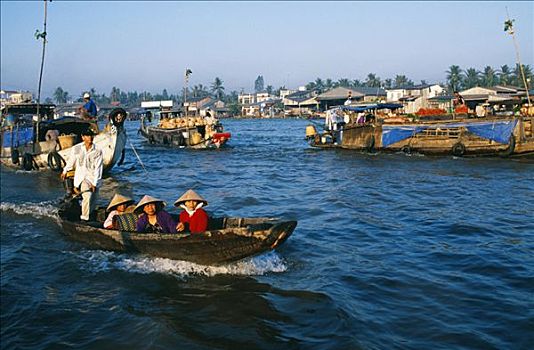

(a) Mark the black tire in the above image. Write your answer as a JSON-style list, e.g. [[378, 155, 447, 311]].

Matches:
[[47, 151, 65, 172], [366, 135, 375, 152], [452, 142, 466, 157], [11, 149, 19, 165], [401, 145, 412, 154], [149, 135, 155, 144], [163, 136, 169, 145], [109, 108, 127, 127], [499, 135, 516, 158], [22, 153, 34, 171]]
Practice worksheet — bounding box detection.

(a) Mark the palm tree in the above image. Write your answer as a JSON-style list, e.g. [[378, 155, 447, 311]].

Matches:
[[446, 65, 463, 92], [516, 64, 533, 89], [352, 79, 362, 87], [325, 79, 334, 90], [394, 75, 409, 88], [365, 73, 381, 88], [480, 66, 497, 87], [499, 65, 512, 85], [464, 68, 480, 89], [265, 85, 273, 95], [337, 78, 351, 87], [211, 77, 225, 99], [53, 87, 68, 104], [110, 87, 120, 103], [314, 78, 325, 92], [383, 79, 393, 89], [305, 81, 317, 91]]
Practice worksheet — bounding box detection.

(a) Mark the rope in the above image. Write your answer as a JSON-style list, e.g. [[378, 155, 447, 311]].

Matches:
[[129, 141, 148, 174]]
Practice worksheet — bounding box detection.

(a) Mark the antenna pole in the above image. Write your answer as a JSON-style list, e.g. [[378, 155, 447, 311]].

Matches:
[[506, 8, 531, 107]]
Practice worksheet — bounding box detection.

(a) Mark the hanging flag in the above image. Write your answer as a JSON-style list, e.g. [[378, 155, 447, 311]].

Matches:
[[185, 68, 192, 84], [504, 19, 514, 34]]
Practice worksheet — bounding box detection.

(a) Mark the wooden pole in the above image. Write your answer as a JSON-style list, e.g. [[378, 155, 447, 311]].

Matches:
[[506, 8, 531, 107], [35, 0, 49, 152]]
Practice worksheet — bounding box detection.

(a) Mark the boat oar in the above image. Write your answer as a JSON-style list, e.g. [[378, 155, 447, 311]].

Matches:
[[129, 141, 148, 174]]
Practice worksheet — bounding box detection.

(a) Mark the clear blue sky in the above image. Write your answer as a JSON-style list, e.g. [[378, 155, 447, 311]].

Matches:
[[1, 1, 532, 99]]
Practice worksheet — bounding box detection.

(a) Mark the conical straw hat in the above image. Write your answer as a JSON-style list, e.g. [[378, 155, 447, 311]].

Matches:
[[107, 193, 134, 211], [134, 195, 167, 214], [174, 189, 208, 207]]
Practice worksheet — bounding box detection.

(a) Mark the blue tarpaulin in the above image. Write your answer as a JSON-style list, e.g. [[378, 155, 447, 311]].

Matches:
[[382, 126, 425, 148], [464, 120, 517, 144], [381, 119, 518, 148], [2, 127, 34, 147]]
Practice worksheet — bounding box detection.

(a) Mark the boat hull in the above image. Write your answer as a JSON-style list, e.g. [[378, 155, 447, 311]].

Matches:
[[59, 217, 296, 265], [139, 116, 230, 149], [309, 116, 534, 157], [1, 122, 127, 172]]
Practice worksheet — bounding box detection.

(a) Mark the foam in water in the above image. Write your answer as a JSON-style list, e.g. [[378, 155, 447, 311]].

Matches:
[[0, 201, 59, 220], [74, 249, 288, 277]]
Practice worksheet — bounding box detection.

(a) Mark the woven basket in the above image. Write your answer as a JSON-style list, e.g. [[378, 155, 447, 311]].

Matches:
[[58, 134, 76, 150]]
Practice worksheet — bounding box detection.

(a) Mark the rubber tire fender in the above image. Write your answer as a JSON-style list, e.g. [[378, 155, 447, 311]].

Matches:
[[366, 135, 375, 152], [149, 135, 156, 144], [109, 108, 127, 127], [452, 142, 466, 157], [11, 149, 20, 165], [499, 135, 516, 158], [401, 145, 412, 154], [22, 153, 35, 171], [47, 151, 66, 172]]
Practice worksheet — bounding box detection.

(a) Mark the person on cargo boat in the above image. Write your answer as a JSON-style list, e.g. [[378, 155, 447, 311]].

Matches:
[[134, 195, 177, 233], [79, 92, 98, 120], [453, 91, 465, 106], [104, 193, 135, 229], [174, 189, 209, 234], [61, 128, 103, 222]]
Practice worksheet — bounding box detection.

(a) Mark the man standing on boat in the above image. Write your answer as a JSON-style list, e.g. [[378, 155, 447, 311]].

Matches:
[[61, 128, 103, 221], [80, 92, 98, 120]]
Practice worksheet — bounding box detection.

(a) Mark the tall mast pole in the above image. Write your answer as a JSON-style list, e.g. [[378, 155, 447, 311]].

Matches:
[[505, 8, 531, 107], [35, 0, 49, 151]]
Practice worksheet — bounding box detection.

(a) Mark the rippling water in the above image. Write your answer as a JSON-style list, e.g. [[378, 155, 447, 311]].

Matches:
[[1, 119, 533, 349]]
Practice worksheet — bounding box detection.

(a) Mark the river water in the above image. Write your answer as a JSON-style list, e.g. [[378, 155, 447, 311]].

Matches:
[[1, 119, 533, 349]]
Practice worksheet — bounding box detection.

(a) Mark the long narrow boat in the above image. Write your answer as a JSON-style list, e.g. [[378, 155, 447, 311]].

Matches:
[[307, 105, 534, 157], [57, 206, 296, 265], [139, 110, 231, 149], [1, 104, 127, 171]]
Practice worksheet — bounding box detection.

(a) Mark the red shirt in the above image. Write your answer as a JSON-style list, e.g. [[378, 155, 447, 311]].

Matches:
[[179, 208, 208, 233]]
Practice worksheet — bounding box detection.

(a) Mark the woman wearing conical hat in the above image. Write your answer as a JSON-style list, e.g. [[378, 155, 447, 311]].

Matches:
[[174, 189, 209, 234], [103, 193, 135, 229], [134, 195, 177, 233]]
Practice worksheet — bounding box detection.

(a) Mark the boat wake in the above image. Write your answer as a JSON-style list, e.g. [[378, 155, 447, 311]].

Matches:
[[0, 201, 59, 220], [74, 249, 288, 277]]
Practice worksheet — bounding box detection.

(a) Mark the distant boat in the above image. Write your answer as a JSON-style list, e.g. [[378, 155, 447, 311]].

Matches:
[[0, 104, 127, 171], [306, 104, 534, 157], [57, 205, 296, 265], [139, 109, 231, 149]]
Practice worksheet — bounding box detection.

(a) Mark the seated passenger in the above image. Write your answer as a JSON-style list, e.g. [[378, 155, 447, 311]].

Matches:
[[103, 193, 135, 229], [174, 189, 209, 233], [134, 195, 177, 233]]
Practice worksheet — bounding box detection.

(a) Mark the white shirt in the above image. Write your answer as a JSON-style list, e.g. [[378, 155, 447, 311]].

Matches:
[[104, 210, 118, 229], [63, 142, 103, 188]]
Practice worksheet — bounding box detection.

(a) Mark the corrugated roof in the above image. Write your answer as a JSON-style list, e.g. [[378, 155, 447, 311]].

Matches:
[[317, 87, 364, 100]]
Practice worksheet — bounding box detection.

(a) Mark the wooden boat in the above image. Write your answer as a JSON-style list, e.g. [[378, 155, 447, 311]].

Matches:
[[1, 104, 127, 171], [57, 205, 297, 265], [306, 105, 534, 157], [139, 110, 230, 149]]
